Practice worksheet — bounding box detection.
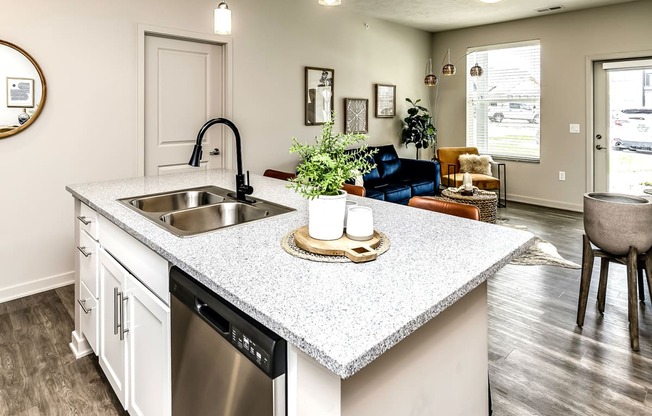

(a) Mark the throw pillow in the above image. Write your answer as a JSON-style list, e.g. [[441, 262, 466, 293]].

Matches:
[[458, 154, 493, 175]]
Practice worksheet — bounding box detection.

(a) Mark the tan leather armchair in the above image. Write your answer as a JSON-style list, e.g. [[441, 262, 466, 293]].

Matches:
[[436, 147, 506, 206]]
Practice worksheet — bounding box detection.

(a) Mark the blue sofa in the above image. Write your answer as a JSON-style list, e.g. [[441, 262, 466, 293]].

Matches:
[[359, 145, 440, 205]]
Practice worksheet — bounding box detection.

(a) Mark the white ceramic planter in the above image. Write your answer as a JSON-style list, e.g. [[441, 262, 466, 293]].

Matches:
[[308, 191, 347, 240], [583, 192, 652, 255]]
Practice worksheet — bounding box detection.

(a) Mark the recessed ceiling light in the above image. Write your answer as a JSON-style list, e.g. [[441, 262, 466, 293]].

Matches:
[[480, 0, 502, 3]]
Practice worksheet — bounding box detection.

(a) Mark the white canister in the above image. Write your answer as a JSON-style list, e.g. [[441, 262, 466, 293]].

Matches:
[[344, 200, 358, 228], [346, 206, 374, 241]]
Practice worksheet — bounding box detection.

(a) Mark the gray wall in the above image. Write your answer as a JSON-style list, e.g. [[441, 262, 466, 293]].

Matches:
[[431, 0, 652, 211], [0, 0, 431, 300]]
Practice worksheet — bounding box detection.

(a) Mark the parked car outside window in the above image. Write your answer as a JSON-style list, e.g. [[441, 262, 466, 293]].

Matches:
[[611, 108, 652, 151], [488, 102, 540, 124]]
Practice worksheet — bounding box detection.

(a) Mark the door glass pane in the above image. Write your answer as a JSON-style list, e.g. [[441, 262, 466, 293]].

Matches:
[[608, 68, 652, 194]]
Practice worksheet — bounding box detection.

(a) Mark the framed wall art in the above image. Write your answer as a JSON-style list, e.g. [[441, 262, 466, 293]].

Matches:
[[375, 84, 396, 118], [305, 66, 335, 126], [6, 77, 34, 108], [344, 98, 368, 134]]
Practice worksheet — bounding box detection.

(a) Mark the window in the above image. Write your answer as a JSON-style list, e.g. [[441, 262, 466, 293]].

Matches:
[[466, 41, 541, 162]]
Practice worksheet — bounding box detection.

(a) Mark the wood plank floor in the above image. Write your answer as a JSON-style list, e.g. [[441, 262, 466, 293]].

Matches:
[[490, 202, 652, 415], [0, 202, 650, 415]]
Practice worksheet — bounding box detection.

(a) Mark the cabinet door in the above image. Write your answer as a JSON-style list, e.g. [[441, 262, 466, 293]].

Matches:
[[126, 273, 171, 416], [99, 249, 129, 409]]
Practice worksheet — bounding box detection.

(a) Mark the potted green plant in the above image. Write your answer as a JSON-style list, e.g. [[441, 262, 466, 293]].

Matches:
[[288, 118, 376, 240], [401, 98, 437, 159]]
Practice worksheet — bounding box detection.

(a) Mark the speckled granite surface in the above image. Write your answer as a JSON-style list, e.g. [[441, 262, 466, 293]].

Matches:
[[66, 169, 535, 379]]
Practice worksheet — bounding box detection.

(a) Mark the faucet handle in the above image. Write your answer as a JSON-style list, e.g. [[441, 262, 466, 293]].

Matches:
[[242, 171, 254, 196]]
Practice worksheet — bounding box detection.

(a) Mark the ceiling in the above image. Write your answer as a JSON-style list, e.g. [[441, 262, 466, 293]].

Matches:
[[342, 0, 638, 32]]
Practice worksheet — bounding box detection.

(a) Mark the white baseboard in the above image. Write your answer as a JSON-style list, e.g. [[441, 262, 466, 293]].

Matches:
[[505, 193, 583, 213], [0, 270, 74, 303]]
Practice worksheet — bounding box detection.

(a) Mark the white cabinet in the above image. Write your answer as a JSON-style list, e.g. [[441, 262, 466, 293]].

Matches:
[[99, 248, 129, 408], [73, 199, 171, 416], [127, 272, 171, 416]]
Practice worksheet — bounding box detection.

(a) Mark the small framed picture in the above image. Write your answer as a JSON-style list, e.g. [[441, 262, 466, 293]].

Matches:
[[375, 84, 395, 118], [6, 77, 34, 108], [344, 98, 369, 134]]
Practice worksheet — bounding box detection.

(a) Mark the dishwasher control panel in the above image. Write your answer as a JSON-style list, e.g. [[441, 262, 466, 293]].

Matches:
[[232, 327, 272, 374]]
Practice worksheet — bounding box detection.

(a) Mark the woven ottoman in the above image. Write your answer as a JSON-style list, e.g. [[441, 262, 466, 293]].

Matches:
[[440, 188, 498, 223]]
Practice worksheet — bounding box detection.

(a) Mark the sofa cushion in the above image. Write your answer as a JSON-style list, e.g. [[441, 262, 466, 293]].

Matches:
[[406, 179, 435, 196], [374, 145, 402, 179], [364, 188, 385, 200], [374, 183, 411, 203]]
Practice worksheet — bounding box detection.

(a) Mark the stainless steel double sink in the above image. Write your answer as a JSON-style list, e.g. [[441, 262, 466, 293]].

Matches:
[[118, 185, 295, 237]]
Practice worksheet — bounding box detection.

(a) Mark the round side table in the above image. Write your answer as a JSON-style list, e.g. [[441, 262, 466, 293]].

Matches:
[[441, 188, 498, 223]]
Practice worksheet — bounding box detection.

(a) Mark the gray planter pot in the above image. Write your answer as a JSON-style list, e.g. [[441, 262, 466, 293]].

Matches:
[[583, 193, 652, 256]]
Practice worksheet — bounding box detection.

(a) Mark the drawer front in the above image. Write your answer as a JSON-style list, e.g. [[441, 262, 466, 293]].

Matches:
[[100, 216, 169, 305], [78, 231, 99, 297], [78, 202, 99, 240], [79, 281, 99, 355]]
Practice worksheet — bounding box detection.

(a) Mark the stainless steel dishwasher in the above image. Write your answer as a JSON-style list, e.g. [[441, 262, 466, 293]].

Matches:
[[170, 266, 286, 416]]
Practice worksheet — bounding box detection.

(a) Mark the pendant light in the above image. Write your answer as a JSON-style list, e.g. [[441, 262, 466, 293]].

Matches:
[[442, 49, 456, 76], [319, 0, 342, 5], [424, 58, 438, 87], [214, 2, 232, 35], [470, 63, 484, 77]]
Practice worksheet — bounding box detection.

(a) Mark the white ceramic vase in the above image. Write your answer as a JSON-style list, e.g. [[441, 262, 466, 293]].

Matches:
[[308, 190, 347, 240]]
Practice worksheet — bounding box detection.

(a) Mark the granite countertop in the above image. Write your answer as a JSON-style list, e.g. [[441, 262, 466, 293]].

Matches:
[[67, 169, 534, 379]]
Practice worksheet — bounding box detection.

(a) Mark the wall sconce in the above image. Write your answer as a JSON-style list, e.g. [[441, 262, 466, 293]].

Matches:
[[214, 1, 232, 35], [319, 0, 342, 5]]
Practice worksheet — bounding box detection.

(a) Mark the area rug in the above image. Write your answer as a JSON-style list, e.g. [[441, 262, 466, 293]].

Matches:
[[511, 237, 581, 269], [497, 220, 581, 269]]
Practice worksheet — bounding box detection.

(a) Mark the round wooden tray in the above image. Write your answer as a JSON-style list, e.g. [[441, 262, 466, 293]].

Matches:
[[281, 226, 389, 263]]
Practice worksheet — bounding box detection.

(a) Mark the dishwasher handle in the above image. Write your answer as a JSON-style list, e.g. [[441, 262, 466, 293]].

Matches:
[[196, 299, 230, 334]]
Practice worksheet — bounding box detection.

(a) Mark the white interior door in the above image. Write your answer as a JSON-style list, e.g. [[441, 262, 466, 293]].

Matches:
[[145, 36, 224, 176], [593, 59, 652, 194]]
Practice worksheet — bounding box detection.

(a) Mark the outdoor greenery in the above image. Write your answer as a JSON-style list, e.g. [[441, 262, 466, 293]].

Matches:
[[401, 98, 437, 157], [288, 118, 377, 199]]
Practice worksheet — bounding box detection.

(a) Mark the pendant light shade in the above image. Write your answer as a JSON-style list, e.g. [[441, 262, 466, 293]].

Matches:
[[424, 58, 438, 87], [319, 0, 342, 5], [470, 63, 483, 77], [442, 49, 456, 76], [214, 2, 232, 35]]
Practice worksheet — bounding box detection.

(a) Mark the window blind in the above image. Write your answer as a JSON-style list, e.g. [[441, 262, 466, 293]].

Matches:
[[466, 41, 541, 162]]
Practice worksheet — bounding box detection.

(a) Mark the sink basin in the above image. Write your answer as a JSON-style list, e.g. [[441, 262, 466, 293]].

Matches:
[[129, 189, 225, 212], [118, 185, 295, 237], [161, 202, 270, 234]]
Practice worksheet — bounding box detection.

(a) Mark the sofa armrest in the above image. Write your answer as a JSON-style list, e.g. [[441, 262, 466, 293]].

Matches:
[[400, 158, 440, 181]]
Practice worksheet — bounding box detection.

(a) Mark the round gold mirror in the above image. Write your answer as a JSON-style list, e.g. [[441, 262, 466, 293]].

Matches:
[[0, 40, 47, 139]]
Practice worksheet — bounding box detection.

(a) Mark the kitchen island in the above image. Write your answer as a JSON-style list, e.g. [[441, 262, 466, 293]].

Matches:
[[67, 169, 534, 416]]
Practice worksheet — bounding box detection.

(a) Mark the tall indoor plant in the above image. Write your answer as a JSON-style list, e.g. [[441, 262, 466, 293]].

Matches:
[[288, 118, 376, 240], [401, 98, 437, 159]]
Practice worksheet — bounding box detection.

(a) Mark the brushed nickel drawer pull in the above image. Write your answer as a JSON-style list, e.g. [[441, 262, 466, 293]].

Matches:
[[77, 246, 92, 257], [77, 298, 92, 314], [77, 215, 92, 225]]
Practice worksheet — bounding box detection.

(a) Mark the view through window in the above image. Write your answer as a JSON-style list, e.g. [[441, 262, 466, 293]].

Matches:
[[466, 41, 541, 162]]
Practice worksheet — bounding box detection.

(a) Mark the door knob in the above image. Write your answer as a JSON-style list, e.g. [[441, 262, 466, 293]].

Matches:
[[209, 148, 220, 156], [595, 144, 605, 150]]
